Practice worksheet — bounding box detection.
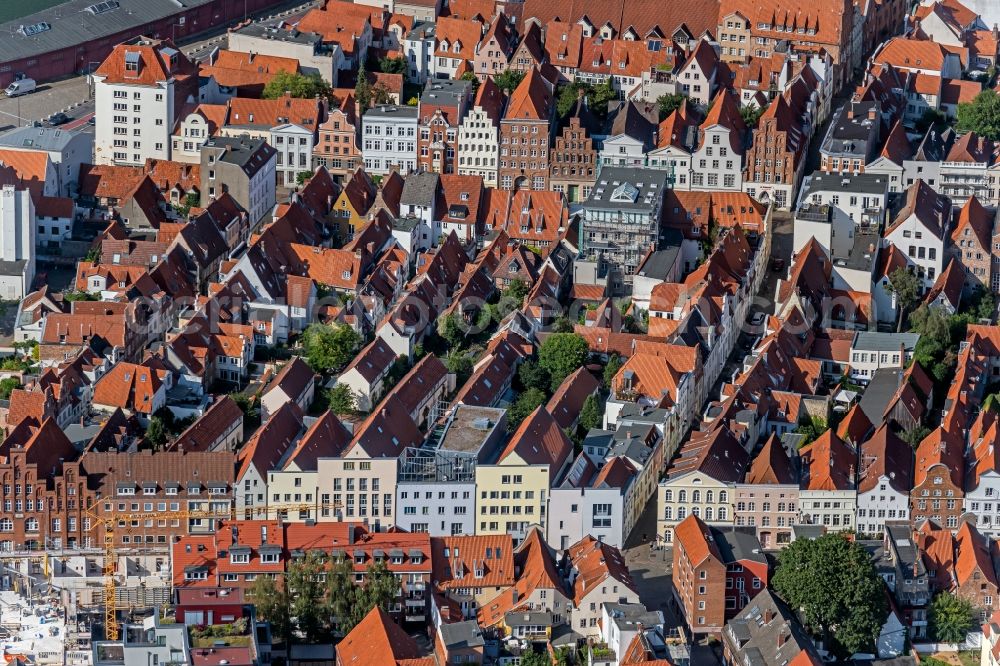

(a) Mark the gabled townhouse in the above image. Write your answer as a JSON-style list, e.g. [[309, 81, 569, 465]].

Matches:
[[911, 421, 965, 530], [507, 22, 546, 74], [964, 408, 1000, 537], [432, 16, 484, 79], [549, 96, 600, 202], [418, 78, 475, 175], [883, 179, 952, 291], [457, 76, 505, 187], [297, 4, 374, 71], [475, 406, 573, 542], [548, 455, 639, 551], [657, 424, 750, 542], [565, 536, 640, 636], [169, 396, 243, 453], [266, 411, 352, 522], [672, 514, 768, 637], [940, 131, 999, 207], [337, 337, 399, 413], [734, 435, 801, 549], [498, 67, 554, 191], [797, 430, 857, 532], [599, 100, 658, 168], [234, 403, 304, 518], [437, 173, 485, 243], [544, 19, 584, 82], [332, 168, 378, 241], [689, 90, 747, 191], [315, 95, 362, 181], [875, 521, 931, 640], [856, 424, 913, 537], [473, 13, 516, 80], [260, 357, 316, 421], [917, 520, 1000, 621], [315, 395, 425, 525], [675, 39, 719, 105], [91, 360, 170, 423], [950, 195, 994, 293]]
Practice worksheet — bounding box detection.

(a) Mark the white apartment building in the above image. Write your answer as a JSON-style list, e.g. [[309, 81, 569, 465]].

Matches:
[[403, 22, 436, 83], [274, 124, 316, 187], [848, 332, 920, 383], [362, 105, 419, 175], [93, 37, 197, 166], [856, 426, 912, 537], [0, 186, 35, 299], [0, 126, 93, 198], [228, 23, 344, 85], [548, 455, 639, 550], [457, 81, 503, 187], [883, 180, 950, 291]]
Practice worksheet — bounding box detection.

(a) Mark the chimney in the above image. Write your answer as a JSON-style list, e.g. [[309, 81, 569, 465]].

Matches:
[[764, 607, 775, 624], [777, 630, 789, 648], [867, 107, 877, 121]]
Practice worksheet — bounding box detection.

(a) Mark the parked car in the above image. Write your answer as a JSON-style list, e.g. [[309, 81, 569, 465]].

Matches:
[[46, 112, 70, 126], [749, 312, 766, 327]]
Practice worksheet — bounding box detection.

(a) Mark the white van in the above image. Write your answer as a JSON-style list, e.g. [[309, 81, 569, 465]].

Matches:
[[5, 79, 36, 97]]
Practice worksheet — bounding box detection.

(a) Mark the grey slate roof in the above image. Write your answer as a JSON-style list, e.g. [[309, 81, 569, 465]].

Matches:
[[400, 171, 439, 206], [0, 0, 219, 63], [851, 331, 920, 352], [439, 621, 485, 650], [585, 167, 670, 213], [0, 125, 86, 152]]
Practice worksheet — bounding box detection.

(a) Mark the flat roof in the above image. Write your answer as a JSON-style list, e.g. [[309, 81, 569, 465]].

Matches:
[[0, 0, 224, 63], [364, 104, 419, 120], [799, 172, 889, 197], [420, 79, 472, 107], [585, 167, 669, 212], [439, 405, 505, 453], [233, 22, 322, 46]]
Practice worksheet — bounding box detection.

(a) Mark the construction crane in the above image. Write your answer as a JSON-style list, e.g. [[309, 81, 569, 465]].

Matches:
[[85, 500, 341, 640]]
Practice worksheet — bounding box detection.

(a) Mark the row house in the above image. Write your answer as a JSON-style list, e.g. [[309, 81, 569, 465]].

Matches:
[[600, 100, 657, 168], [314, 95, 362, 182], [722, 589, 824, 664], [297, 4, 373, 71], [548, 96, 600, 202], [656, 423, 750, 542], [548, 455, 639, 550], [431, 533, 516, 622], [362, 105, 420, 177], [949, 195, 994, 293], [498, 67, 554, 191], [457, 77, 506, 187], [418, 79, 475, 175], [876, 522, 931, 640], [733, 435, 800, 549], [917, 520, 1000, 622], [672, 514, 768, 637], [432, 16, 484, 79], [473, 13, 517, 80], [798, 430, 857, 533], [883, 180, 952, 291], [856, 424, 913, 536]]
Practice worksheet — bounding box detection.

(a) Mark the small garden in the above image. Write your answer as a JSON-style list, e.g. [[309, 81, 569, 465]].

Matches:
[[188, 618, 252, 648]]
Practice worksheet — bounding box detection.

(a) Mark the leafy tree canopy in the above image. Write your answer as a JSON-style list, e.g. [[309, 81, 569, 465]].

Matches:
[[657, 93, 687, 120], [772, 534, 888, 656], [956, 89, 1000, 140], [929, 591, 976, 644], [493, 69, 526, 94], [302, 323, 360, 374], [539, 333, 589, 393], [264, 70, 331, 100]]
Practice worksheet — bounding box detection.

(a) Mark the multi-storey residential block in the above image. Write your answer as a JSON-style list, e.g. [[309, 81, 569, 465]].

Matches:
[[418, 79, 474, 175], [883, 180, 951, 291], [475, 407, 572, 543], [848, 332, 920, 384], [673, 515, 768, 637], [498, 67, 553, 191], [911, 426, 965, 530], [457, 77, 505, 187], [579, 167, 669, 294], [549, 455, 640, 550], [362, 104, 420, 176], [228, 23, 344, 85], [819, 101, 884, 174], [798, 430, 857, 532], [949, 196, 994, 293], [93, 37, 198, 166], [199, 135, 277, 228], [395, 405, 506, 536], [875, 522, 930, 640]]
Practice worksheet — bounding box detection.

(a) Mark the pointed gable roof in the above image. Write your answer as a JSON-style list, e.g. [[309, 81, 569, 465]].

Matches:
[[859, 423, 913, 494], [799, 430, 855, 492], [284, 411, 351, 471], [336, 607, 425, 666], [503, 66, 552, 121], [886, 179, 951, 238], [952, 195, 994, 250], [497, 406, 573, 482], [746, 434, 797, 485], [880, 119, 914, 164]]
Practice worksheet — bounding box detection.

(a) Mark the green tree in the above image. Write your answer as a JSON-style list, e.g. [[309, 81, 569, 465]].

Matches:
[[887, 267, 922, 333], [249, 574, 290, 641], [295, 171, 313, 186], [377, 55, 408, 75], [371, 82, 393, 106], [772, 534, 888, 656], [355, 62, 372, 114], [504, 278, 529, 302], [603, 353, 622, 389], [325, 556, 358, 634], [588, 80, 617, 118], [929, 591, 976, 644], [740, 104, 765, 127], [444, 349, 474, 385], [578, 394, 602, 433], [438, 313, 466, 349], [539, 333, 589, 393], [901, 424, 931, 449], [507, 387, 547, 429], [517, 360, 551, 393], [146, 416, 167, 450], [460, 71, 481, 93], [968, 285, 997, 321], [232, 392, 261, 430], [793, 416, 828, 447], [302, 323, 360, 373], [557, 83, 582, 118], [956, 89, 1000, 140], [350, 559, 399, 629], [656, 92, 687, 120], [916, 108, 947, 134], [518, 651, 550, 666], [551, 316, 575, 333], [0, 377, 19, 401], [285, 551, 326, 642], [263, 70, 331, 100], [327, 384, 356, 416], [493, 69, 526, 94]]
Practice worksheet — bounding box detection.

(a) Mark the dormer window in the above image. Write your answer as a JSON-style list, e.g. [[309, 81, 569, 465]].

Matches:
[[260, 552, 279, 564], [230, 551, 249, 564]]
